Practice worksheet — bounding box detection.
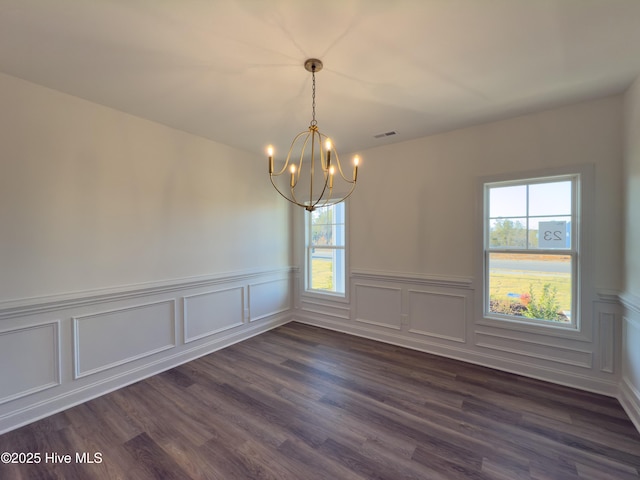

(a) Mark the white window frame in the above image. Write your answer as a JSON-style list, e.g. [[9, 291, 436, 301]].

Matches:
[[479, 165, 593, 335], [304, 201, 348, 299]]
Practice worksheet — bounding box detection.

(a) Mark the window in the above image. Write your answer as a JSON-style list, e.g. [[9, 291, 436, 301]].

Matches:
[[484, 174, 579, 326], [305, 202, 346, 295]]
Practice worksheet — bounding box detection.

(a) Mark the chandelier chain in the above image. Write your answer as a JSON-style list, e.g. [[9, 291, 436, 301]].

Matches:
[[310, 69, 317, 127]]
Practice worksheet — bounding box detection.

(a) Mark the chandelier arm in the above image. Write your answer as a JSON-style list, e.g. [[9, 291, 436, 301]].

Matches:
[[270, 158, 289, 178], [292, 131, 312, 204], [270, 175, 307, 208], [310, 133, 315, 204], [271, 163, 288, 177], [318, 132, 330, 172], [290, 181, 303, 206], [271, 130, 310, 177], [307, 167, 332, 210], [290, 166, 301, 202], [320, 182, 357, 209], [309, 129, 336, 209], [329, 149, 355, 183], [297, 130, 312, 180]]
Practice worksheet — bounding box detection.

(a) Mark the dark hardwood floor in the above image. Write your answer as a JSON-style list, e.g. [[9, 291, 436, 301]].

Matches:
[[1, 322, 639, 479]]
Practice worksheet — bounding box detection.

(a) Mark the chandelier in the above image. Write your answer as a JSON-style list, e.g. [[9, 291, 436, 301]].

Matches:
[[267, 59, 359, 212]]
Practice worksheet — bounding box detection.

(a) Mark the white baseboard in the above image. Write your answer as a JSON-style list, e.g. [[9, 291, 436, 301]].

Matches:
[[619, 377, 640, 434], [293, 316, 620, 398]]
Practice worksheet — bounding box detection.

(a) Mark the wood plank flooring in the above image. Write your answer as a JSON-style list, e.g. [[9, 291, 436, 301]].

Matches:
[[1, 322, 639, 479]]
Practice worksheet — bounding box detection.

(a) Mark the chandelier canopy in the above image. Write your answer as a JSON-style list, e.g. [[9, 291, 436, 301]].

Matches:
[[267, 59, 359, 212]]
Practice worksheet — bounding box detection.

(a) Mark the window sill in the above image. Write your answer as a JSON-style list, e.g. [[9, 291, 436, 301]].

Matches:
[[302, 289, 349, 304], [477, 313, 587, 341]]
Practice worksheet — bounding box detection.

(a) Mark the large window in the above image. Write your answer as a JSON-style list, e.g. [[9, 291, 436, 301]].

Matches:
[[484, 174, 579, 326], [305, 202, 346, 295]]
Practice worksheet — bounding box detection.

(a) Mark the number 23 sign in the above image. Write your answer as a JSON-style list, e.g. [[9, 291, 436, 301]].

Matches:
[[538, 221, 567, 248]]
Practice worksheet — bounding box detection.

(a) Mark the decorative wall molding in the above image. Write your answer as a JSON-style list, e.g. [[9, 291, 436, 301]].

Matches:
[[0, 267, 291, 321], [598, 312, 615, 373], [0, 268, 293, 434], [248, 277, 291, 322], [1, 314, 291, 435], [299, 297, 350, 321], [475, 315, 591, 342], [620, 290, 640, 318], [407, 289, 467, 343], [474, 330, 592, 369], [294, 269, 622, 400], [183, 287, 245, 343], [1, 266, 633, 435], [620, 294, 640, 434], [72, 300, 177, 379], [354, 283, 402, 330], [0, 321, 61, 405], [351, 269, 473, 289], [597, 289, 623, 304]]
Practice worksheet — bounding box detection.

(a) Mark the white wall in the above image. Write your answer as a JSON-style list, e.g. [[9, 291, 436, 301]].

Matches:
[[0, 73, 289, 301], [621, 75, 640, 430], [350, 96, 623, 286], [296, 96, 625, 397], [0, 73, 292, 433]]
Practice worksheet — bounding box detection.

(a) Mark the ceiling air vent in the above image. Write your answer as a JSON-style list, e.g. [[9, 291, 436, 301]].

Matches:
[[373, 130, 397, 139]]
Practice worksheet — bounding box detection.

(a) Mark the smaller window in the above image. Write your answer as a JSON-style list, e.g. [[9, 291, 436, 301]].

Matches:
[[305, 202, 346, 295]]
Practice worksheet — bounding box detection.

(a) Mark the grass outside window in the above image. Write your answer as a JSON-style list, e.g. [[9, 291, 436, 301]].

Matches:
[[488, 253, 572, 323], [311, 257, 333, 291]]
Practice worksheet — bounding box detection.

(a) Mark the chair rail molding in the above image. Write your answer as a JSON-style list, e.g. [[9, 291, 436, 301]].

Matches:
[[0, 267, 291, 321], [351, 269, 473, 289]]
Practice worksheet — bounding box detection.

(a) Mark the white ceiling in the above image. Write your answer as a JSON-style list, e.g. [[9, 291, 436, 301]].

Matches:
[[1, 0, 640, 155]]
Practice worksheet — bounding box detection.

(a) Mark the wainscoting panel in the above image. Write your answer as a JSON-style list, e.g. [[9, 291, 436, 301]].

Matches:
[[73, 300, 176, 379], [598, 312, 615, 373], [474, 330, 592, 368], [0, 268, 292, 434], [0, 322, 60, 405], [295, 270, 622, 400], [408, 289, 466, 343], [354, 283, 402, 330], [299, 297, 350, 321], [248, 278, 290, 322], [620, 292, 640, 433], [184, 287, 244, 343]]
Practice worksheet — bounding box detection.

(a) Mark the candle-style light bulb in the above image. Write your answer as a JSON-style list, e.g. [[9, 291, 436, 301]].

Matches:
[[290, 164, 296, 187], [353, 155, 359, 182], [325, 139, 332, 170], [267, 145, 274, 174]]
